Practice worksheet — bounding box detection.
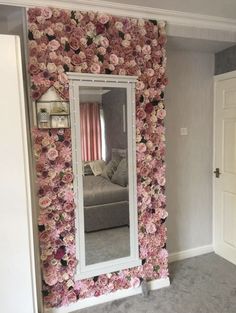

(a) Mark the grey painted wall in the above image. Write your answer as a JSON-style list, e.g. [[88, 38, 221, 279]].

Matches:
[[0, 6, 26, 61], [215, 45, 236, 75], [165, 50, 214, 253], [102, 88, 127, 161]]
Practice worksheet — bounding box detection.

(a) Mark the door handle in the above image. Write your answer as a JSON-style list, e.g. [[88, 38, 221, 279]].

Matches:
[[214, 168, 221, 178]]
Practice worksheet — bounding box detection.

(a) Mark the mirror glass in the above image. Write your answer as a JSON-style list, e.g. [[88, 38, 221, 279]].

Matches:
[[79, 86, 130, 265]]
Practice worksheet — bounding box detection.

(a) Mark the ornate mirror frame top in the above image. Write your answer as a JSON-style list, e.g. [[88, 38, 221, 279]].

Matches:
[[68, 73, 141, 279]]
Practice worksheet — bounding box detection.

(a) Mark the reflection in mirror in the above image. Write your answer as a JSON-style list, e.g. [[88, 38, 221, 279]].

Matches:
[[79, 87, 130, 265]]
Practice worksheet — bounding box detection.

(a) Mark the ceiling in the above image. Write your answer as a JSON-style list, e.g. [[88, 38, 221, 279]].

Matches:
[[102, 0, 236, 20]]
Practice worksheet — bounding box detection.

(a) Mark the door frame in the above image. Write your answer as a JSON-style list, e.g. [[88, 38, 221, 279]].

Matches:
[[213, 70, 236, 253]]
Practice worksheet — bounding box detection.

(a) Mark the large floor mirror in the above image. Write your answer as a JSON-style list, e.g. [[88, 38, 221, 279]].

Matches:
[[68, 73, 141, 279]]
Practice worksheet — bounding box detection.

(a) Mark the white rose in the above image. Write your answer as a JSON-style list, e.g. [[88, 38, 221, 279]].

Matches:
[[47, 63, 57, 73], [122, 40, 130, 48], [115, 21, 123, 30], [138, 19, 145, 27]]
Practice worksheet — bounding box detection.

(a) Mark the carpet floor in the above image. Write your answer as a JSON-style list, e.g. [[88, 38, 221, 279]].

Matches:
[[78, 253, 236, 313]]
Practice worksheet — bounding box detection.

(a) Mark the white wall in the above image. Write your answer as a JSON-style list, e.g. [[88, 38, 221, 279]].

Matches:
[[165, 49, 214, 253], [0, 35, 37, 313]]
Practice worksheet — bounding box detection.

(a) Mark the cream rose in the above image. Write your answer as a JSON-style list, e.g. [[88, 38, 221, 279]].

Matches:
[[90, 63, 101, 74]]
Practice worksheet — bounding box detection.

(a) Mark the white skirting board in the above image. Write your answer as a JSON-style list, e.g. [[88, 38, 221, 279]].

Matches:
[[44, 278, 170, 313], [168, 244, 213, 263]]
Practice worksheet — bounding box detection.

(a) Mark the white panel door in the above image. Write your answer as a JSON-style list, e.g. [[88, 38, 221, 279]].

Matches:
[[0, 35, 37, 313], [214, 74, 236, 265]]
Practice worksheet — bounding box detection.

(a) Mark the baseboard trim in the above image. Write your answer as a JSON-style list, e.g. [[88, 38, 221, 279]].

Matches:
[[168, 244, 213, 263], [44, 277, 170, 313]]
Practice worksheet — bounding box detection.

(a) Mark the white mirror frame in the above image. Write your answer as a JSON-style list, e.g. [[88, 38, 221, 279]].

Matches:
[[68, 73, 141, 279]]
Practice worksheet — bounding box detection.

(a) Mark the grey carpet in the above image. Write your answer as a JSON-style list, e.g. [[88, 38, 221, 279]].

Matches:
[[78, 253, 236, 313], [85, 226, 130, 265]]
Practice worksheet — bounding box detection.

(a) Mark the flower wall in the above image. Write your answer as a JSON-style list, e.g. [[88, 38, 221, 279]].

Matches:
[[28, 7, 168, 308]]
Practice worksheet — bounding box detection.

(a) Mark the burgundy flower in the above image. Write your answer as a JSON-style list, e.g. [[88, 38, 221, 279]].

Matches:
[[32, 90, 41, 100], [55, 246, 66, 260], [65, 24, 73, 33], [96, 23, 105, 34], [145, 102, 153, 114]]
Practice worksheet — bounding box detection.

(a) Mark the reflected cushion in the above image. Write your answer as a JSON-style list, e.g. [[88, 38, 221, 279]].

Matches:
[[89, 160, 105, 176], [83, 163, 93, 176], [101, 158, 121, 180], [111, 158, 128, 187]]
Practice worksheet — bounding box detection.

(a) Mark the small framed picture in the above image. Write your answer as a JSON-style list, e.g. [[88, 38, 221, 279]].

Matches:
[[37, 107, 50, 129], [51, 101, 69, 115], [51, 115, 70, 128]]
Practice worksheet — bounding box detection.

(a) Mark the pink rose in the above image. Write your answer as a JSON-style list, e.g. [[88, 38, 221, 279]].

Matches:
[[97, 46, 106, 55], [48, 39, 60, 51], [71, 54, 81, 65], [98, 275, 108, 286], [142, 44, 151, 55], [158, 248, 168, 262], [140, 246, 148, 258], [143, 263, 154, 278], [63, 203, 74, 212], [41, 8, 52, 19], [66, 291, 77, 304], [97, 13, 110, 24], [39, 196, 51, 209], [136, 81, 145, 91], [47, 148, 58, 161], [146, 68, 155, 77], [90, 63, 101, 74], [137, 108, 146, 120], [158, 268, 169, 278], [69, 36, 80, 51], [44, 271, 58, 286], [58, 73, 68, 84], [149, 76, 157, 88], [158, 176, 166, 186], [157, 108, 166, 119], [109, 53, 119, 65], [62, 172, 73, 183], [146, 222, 157, 234], [130, 277, 141, 288], [29, 63, 40, 75], [137, 142, 146, 153]]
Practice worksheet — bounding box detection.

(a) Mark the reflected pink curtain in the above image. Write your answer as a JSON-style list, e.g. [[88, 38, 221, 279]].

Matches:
[[80, 102, 102, 161]]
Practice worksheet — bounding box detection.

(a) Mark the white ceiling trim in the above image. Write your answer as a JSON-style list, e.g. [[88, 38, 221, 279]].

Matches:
[[1, 0, 236, 32]]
